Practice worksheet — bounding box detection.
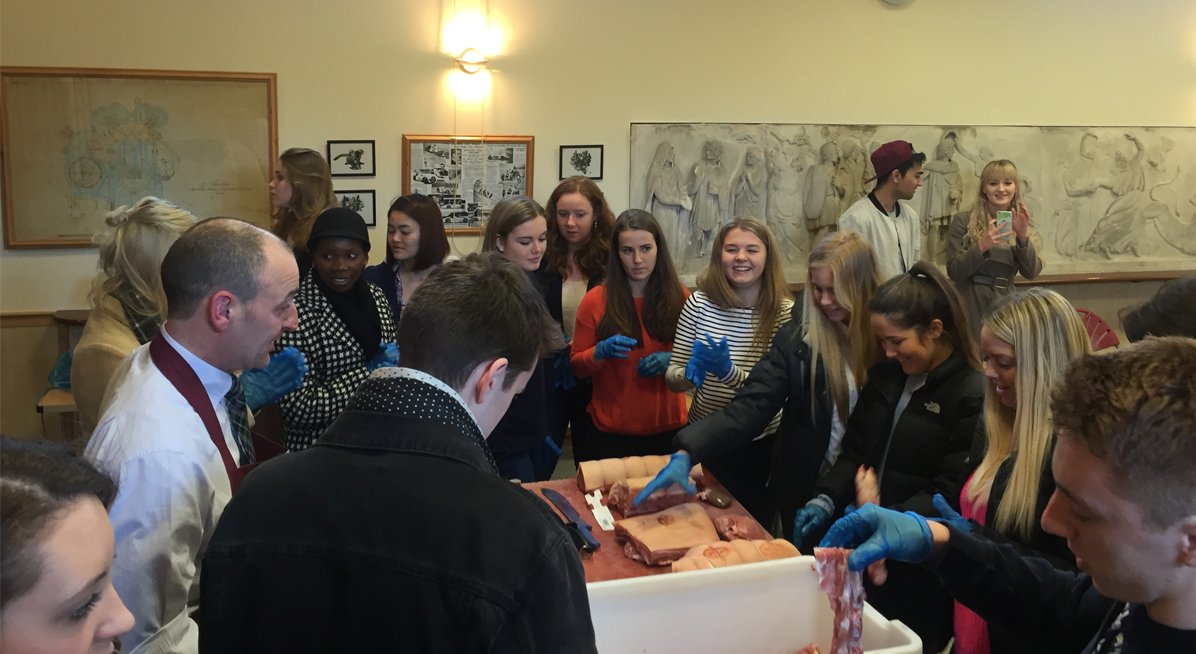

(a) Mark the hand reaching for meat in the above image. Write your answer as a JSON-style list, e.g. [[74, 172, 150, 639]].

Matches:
[[853, 466, 887, 586], [818, 504, 934, 572], [632, 451, 696, 506]]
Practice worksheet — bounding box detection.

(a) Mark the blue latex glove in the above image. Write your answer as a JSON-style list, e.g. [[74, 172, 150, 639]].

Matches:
[[368, 342, 401, 371], [633, 451, 696, 506], [594, 334, 637, 360], [240, 347, 308, 411], [931, 493, 971, 533], [701, 334, 733, 378], [553, 352, 577, 390], [818, 504, 934, 572], [636, 351, 670, 377], [793, 504, 831, 542], [684, 341, 706, 388]]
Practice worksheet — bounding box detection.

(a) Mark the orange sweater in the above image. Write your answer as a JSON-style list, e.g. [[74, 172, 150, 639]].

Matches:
[[569, 285, 689, 435]]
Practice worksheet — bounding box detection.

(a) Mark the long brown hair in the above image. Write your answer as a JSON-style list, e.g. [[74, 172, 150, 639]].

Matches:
[[597, 210, 686, 344], [868, 260, 981, 370], [544, 176, 615, 281], [696, 218, 789, 350], [271, 147, 335, 251]]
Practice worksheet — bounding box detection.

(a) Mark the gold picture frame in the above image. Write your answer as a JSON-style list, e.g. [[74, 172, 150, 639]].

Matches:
[[1, 67, 277, 249], [402, 134, 534, 235]]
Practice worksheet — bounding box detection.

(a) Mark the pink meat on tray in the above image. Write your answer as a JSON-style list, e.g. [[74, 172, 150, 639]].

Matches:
[[606, 475, 694, 517], [614, 503, 719, 566], [713, 513, 771, 541], [814, 547, 865, 654]]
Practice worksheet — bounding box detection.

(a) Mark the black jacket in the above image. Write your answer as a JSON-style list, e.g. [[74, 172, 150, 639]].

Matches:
[[199, 374, 597, 654], [675, 312, 833, 537], [930, 528, 1196, 654], [816, 349, 984, 519], [362, 261, 400, 323]]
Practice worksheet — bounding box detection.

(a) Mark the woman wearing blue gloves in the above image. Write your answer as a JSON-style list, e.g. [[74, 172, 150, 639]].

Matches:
[[569, 210, 688, 460], [275, 207, 399, 450], [664, 218, 793, 523], [820, 337, 1196, 654], [794, 260, 983, 652], [636, 232, 883, 537]]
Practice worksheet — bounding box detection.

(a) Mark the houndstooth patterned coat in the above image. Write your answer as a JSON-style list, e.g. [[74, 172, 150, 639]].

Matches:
[[274, 275, 398, 450]]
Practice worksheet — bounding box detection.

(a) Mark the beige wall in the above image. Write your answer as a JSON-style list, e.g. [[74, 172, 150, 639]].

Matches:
[[2, 0, 1192, 432]]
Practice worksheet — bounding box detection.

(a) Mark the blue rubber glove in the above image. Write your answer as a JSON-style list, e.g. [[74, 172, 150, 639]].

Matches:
[[368, 342, 401, 371], [818, 504, 934, 572], [594, 334, 637, 360], [636, 351, 670, 377], [793, 504, 831, 542], [931, 493, 971, 533], [633, 451, 696, 506], [684, 341, 707, 388], [240, 347, 308, 411], [553, 352, 577, 390], [701, 334, 733, 379]]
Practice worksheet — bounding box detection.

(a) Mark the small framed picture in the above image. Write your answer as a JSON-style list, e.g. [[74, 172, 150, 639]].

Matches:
[[327, 140, 376, 177], [559, 145, 603, 180], [333, 189, 377, 226]]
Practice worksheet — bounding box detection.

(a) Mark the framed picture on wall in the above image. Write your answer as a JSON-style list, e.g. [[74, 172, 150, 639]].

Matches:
[[559, 144, 603, 180], [402, 134, 534, 234], [334, 189, 376, 227], [0, 66, 277, 249], [327, 140, 376, 177]]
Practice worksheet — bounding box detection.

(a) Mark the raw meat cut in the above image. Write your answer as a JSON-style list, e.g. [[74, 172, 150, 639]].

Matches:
[[670, 538, 799, 572], [606, 476, 693, 517], [814, 547, 864, 654], [614, 503, 719, 566], [794, 644, 822, 654], [713, 514, 771, 541], [576, 455, 702, 492]]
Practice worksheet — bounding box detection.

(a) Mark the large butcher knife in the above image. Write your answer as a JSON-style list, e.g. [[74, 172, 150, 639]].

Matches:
[[541, 488, 602, 552]]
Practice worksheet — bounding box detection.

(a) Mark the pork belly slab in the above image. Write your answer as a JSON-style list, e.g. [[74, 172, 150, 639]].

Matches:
[[614, 503, 719, 566]]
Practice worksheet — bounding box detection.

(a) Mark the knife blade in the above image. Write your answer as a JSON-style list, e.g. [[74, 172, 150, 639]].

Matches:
[[541, 488, 601, 551]]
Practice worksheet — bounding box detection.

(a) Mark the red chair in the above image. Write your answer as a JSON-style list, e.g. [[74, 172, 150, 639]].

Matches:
[[1076, 308, 1120, 351]]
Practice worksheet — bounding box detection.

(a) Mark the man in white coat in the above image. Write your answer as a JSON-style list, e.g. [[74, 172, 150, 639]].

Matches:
[[86, 218, 299, 653], [838, 140, 926, 280]]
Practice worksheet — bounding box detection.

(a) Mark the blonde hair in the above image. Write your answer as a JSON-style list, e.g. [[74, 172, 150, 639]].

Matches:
[[802, 232, 884, 418], [696, 218, 789, 350], [964, 159, 1030, 247], [272, 147, 336, 252], [91, 197, 196, 323], [966, 288, 1091, 540]]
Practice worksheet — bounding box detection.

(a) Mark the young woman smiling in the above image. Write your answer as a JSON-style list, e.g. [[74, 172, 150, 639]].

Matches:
[[795, 260, 984, 652], [569, 210, 688, 460], [947, 159, 1043, 336], [1, 437, 135, 654], [276, 208, 399, 450], [949, 288, 1089, 654], [664, 218, 793, 522], [481, 196, 557, 480], [639, 231, 884, 536]]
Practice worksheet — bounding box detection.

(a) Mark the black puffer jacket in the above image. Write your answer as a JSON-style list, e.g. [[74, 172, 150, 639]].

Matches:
[[815, 349, 984, 519]]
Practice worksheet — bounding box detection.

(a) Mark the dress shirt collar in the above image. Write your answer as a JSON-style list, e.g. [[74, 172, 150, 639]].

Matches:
[[159, 325, 235, 405]]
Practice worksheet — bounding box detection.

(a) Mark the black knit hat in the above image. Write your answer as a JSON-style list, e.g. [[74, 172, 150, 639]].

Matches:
[[307, 207, 371, 253]]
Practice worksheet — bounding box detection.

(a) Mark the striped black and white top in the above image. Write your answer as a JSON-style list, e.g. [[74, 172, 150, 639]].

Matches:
[[666, 291, 794, 440]]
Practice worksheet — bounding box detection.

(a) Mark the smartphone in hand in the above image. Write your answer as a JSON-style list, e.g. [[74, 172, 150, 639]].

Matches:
[[995, 210, 1013, 239]]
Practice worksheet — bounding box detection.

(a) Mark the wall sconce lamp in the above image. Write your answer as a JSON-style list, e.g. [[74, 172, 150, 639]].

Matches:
[[455, 48, 490, 74]]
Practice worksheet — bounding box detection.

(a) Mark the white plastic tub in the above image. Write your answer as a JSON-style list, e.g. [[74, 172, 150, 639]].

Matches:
[[587, 555, 921, 653]]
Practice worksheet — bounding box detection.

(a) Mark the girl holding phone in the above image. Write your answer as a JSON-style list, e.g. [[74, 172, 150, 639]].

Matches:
[[569, 209, 689, 459], [946, 160, 1042, 337]]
